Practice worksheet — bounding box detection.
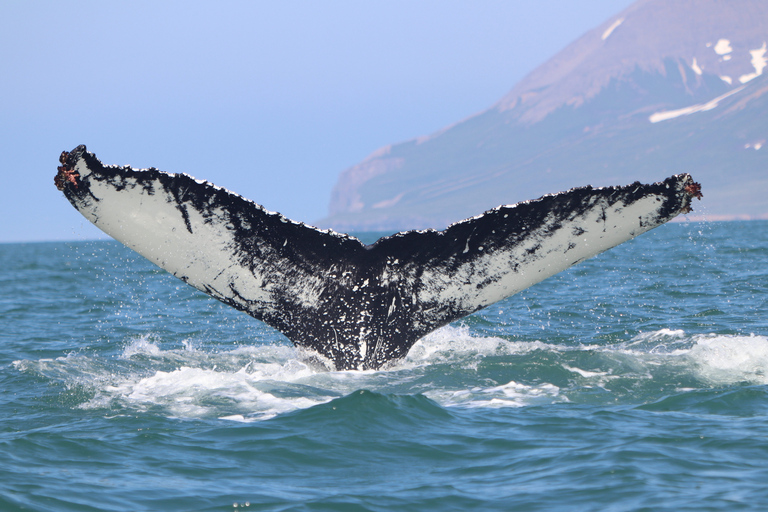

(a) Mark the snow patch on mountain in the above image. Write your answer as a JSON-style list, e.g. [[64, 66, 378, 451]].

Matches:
[[739, 42, 767, 83], [649, 86, 745, 123], [602, 18, 624, 40], [691, 57, 703, 75], [714, 39, 733, 55]]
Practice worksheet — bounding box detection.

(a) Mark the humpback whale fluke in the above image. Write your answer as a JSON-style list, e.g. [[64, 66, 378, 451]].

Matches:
[[56, 145, 701, 370]]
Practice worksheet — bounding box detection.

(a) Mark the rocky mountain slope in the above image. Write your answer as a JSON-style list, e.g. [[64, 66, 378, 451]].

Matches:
[[319, 0, 768, 232]]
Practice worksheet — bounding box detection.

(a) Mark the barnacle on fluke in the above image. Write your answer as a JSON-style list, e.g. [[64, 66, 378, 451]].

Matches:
[[55, 145, 700, 370], [54, 150, 80, 190]]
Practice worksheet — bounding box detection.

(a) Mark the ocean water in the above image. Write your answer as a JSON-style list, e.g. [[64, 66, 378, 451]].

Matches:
[[2, 220, 767, 511]]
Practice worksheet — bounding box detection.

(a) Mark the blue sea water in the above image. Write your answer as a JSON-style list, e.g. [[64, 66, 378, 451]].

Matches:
[[2, 220, 768, 511]]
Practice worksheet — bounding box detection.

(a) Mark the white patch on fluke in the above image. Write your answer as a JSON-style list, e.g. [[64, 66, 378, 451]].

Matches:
[[415, 193, 670, 314], [69, 159, 330, 321]]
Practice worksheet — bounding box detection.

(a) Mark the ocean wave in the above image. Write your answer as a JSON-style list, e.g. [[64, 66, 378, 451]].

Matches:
[[12, 328, 768, 421], [405, 324, 565, 364], [685, 333, 768, 385], [608, 330, 768, 385]]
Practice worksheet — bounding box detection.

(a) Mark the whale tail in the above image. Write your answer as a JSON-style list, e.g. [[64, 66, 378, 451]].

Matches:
[[56, 145, 701, 370]]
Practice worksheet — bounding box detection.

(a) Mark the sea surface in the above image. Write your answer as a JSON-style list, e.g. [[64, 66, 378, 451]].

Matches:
[[2, 220, 768, 511]]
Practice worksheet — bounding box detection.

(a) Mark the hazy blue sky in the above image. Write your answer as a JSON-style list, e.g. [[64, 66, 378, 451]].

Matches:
[[1, 0, 634, 242]]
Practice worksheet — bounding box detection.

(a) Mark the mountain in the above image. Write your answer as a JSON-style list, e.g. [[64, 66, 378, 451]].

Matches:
[[319, 0, 768, 232]]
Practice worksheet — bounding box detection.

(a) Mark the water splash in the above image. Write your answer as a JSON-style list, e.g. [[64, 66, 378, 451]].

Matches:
[[13, 328, 768, 420], [686, 334, 768, 385]]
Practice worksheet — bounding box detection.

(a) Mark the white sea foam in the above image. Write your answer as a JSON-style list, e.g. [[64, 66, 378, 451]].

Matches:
[[441, 380, 564, 409], [620, 328, 689, 354], [403, 325, 569, 408], [405, 324, 560, 365], [74, 336, 337, 420], [120, 334, 164, 358], [15, 327, 768, 420], [562, 365, 612, 379], [610, 330, 768, 385], [685, 334, 768, 385], [93, 365, 326, 420]]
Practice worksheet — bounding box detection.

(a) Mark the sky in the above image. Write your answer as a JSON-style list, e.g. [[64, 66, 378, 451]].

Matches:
[[1, 0, 634, 242]]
